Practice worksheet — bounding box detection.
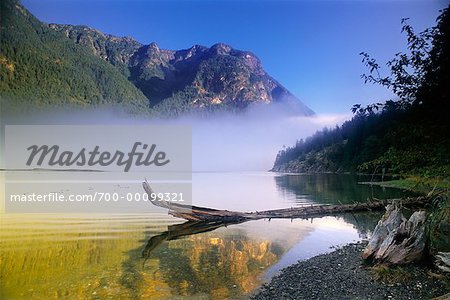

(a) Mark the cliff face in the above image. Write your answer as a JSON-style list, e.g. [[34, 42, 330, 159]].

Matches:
[[49, 24, 143, 78]]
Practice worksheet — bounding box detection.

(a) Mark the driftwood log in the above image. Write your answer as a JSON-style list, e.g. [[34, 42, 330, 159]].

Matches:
[[143, 180, 430, 222]]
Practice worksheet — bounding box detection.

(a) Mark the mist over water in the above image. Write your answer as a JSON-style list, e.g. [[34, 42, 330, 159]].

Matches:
[[0, 103, 350, 171], [187, 112, 350, 171]]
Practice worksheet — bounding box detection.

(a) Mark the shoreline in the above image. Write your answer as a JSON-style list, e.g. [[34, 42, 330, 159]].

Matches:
[[252, 242, 449, 300], [270, 170, 450, 195]]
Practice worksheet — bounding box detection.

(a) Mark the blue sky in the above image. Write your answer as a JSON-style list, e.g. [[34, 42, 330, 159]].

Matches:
[[22, 0, 448, 114]]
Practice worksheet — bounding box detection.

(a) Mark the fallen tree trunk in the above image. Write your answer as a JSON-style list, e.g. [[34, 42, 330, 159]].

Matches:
[[142, 181, 431, 222]]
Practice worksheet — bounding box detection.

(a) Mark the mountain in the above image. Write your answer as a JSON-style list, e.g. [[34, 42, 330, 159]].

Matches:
[[1, 0, 314, 116], [0, 0, 149, 112], [51, 24, 314, 116]]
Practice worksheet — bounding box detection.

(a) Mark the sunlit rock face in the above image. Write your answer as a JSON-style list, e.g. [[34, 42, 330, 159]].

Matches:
[[50, 24, 314, 115]]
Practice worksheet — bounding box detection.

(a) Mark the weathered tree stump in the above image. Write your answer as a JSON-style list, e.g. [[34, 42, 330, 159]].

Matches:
[[435, 252, 450, 273], [362, 203, 427, 264]]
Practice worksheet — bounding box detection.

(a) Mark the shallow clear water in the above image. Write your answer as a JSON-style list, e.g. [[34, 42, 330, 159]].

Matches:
[[0, 172, 417, 299]]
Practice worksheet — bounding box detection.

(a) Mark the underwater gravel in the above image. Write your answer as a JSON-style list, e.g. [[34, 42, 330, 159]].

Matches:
[[252, 242, 449, 300]]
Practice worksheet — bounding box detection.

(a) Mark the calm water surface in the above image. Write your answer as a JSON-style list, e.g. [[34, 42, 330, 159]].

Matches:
[[1, 172, 417, 299]]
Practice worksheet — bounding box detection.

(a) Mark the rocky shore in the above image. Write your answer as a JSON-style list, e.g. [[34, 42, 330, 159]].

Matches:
[[252, 242, 449, 300], [270, 159, 336, 173]]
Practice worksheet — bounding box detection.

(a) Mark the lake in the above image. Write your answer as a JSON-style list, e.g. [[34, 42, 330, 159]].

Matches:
[[0, 172, 418, 299]]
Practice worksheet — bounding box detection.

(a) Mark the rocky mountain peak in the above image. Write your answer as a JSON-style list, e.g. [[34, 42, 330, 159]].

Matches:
[[148, 42, 160, 51], [210, 43, 233, 55]]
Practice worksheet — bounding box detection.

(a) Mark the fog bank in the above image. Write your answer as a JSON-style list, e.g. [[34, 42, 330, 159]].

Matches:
[[0, 104, 351, 171]]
